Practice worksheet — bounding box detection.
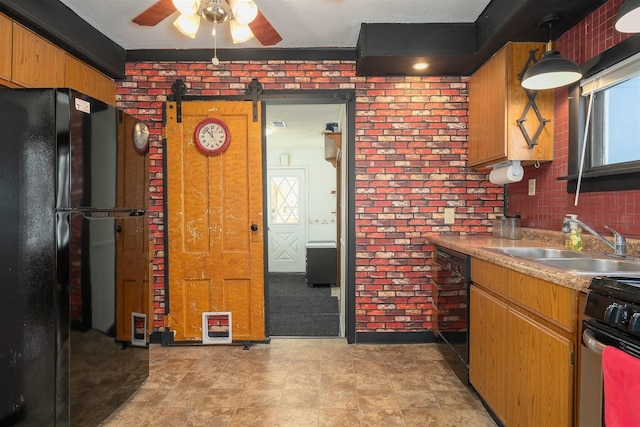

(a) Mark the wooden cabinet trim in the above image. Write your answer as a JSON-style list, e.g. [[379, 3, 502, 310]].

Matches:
[[11, 22, 65, 88], [0, 13, 13, 81], [3, 16, 114, 103]]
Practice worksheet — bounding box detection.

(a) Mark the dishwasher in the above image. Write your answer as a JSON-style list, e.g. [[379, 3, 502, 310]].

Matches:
[[432, 245, 471, 384]]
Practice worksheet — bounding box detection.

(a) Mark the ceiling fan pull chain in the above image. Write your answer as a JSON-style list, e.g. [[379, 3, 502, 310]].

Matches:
[[212, 19, 220, 65]]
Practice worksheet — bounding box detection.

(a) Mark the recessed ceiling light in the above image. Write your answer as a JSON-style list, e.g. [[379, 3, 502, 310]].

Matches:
[[413, 62, 429, 71]]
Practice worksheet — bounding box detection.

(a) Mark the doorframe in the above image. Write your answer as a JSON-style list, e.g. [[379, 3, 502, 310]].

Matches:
[[162, 87, 357, 344], [260, 91, 356, 343]]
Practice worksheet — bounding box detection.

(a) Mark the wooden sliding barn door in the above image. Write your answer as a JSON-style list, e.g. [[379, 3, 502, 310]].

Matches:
[[165, 100, 265, 341]]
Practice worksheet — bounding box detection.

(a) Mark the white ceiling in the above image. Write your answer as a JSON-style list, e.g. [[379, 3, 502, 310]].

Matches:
[[266, 104, 343, 149], [57, 0, 491, 50], [53, 0, 490, 148]]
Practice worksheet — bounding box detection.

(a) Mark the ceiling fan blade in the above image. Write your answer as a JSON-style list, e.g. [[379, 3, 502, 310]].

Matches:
[[248, 10, 282, 46], [132, 0, 177, 26]]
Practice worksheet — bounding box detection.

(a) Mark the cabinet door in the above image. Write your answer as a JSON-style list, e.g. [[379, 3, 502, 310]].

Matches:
[[468, 47, 507, 166], [507, 309, 574, 427], [0, 14, 12, 81], [469, 286, 508, 423], [12, 23, 65, 87], [65, 54, 116, 105]]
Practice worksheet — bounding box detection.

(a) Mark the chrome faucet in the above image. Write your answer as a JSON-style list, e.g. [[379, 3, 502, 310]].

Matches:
[[562, 218, 627, 256]]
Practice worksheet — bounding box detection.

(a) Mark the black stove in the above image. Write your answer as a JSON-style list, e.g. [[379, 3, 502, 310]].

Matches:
[[585, 276, 640, 341], [580, 276, 640, 426]]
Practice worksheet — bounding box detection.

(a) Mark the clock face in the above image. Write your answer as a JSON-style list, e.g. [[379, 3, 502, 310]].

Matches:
[[132, 121, 150, 154], [194, 118, 231, 155]]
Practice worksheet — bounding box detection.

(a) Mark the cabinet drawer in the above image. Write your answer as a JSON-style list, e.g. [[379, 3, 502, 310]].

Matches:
[[507, 269, 576, 333], [471, 257, 507, 295]]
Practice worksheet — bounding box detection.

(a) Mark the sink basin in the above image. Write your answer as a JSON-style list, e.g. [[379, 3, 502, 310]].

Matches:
[[490, 247, 592, 259], [537, 258, 640, 275]]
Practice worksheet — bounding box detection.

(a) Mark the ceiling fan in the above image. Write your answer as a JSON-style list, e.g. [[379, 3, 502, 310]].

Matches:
[[132, 0, 282, 46]]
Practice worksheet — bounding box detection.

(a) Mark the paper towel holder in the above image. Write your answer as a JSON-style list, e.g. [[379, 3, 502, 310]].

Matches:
[[489, 160, 524, 185], [490, 160, 521, 170]]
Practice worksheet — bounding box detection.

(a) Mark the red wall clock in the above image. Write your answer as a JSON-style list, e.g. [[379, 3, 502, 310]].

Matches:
[[193, 118, 231, 155]]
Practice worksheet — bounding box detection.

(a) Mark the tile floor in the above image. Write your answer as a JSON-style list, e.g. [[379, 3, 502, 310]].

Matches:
[[101, 338, 497, 427]]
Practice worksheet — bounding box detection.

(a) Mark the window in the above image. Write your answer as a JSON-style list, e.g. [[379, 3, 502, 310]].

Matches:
[[567, 44, 640, 193], [269, 175, 300, 224]]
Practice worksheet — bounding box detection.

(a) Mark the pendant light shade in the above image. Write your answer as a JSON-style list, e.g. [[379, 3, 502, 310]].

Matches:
[[521, 16, 583, 90], [615, 0, 640, 33], [521, 49, 583, 90]]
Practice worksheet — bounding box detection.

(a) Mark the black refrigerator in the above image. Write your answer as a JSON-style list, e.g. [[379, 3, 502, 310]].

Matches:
[[0, 89, 150, 426]]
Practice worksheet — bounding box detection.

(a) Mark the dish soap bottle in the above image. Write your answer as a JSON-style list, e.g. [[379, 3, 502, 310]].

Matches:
[[565, 214, 583, 251]]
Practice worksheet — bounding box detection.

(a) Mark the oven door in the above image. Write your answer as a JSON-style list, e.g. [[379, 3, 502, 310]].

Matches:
[[579, 319, 640, 427]]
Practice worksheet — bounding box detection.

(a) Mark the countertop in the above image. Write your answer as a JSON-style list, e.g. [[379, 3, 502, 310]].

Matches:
[[427, 233, 593, 292]]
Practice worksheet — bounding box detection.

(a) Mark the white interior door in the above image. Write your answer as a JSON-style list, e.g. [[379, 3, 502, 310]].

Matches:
[[267, 167, 306, 272]]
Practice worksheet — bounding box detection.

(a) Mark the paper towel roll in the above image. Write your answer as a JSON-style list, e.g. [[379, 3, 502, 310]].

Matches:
[[489, 161, 524, 185]]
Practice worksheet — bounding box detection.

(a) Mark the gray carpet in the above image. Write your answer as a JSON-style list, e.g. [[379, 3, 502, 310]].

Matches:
[[268, 273, 339, 337]]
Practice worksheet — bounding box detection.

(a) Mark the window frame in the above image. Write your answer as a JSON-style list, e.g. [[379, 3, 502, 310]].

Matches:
[[566, 36, 640, 193]]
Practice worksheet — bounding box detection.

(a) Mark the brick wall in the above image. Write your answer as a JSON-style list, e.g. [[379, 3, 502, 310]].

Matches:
[[508, 0, 640, 238], [117, 63, 499, 333]]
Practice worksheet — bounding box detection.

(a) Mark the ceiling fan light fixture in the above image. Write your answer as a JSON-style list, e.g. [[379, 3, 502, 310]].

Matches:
[[230, 19, 254, 43], [230, 0, 258, 25], [173, 13, 201, 38], [201, 0, 230, 24], [521, 48, 582, 90], [172, 0, 200, 16], [615, 0, 640, 33]]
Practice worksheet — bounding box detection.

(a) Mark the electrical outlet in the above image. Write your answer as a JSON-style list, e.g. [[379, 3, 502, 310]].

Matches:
[[444, 208, 455, 224], [528, 179, 536, 196]]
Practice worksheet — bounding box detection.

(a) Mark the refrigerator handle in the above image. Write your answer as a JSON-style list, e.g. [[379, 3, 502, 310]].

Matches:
[[58, 208, 146, 220]]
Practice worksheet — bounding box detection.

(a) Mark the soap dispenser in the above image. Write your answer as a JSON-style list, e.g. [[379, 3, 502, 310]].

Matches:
[[564, 214, 583, 251]]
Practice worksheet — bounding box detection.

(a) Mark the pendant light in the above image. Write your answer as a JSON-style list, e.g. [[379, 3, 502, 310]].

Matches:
[[521, 16, 582, 90], [615, 0, 640, 33]]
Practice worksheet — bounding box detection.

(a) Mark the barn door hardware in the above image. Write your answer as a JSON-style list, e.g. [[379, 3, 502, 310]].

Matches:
[[245, 78, 264, 122], [170, 79, 188, 123], [517, 49, 550, 149]]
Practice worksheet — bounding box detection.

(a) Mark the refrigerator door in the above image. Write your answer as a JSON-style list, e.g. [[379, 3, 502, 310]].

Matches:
[[58, 211, 149, 427], [58, 90, 148, 211]]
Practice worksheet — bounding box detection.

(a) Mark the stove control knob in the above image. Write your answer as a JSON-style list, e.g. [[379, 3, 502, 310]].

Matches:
[[629, 313, 640, 334], [605, 303, 630, 325]]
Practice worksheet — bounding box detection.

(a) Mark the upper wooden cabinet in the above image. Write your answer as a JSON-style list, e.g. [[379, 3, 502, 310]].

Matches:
[[324, 132, 341, 167], [65, 55, 116, 105], [12, 23, 65, 88], [0, 14, 12, 81], [5, 18, 115, 104], [468, 42, 554, 169]]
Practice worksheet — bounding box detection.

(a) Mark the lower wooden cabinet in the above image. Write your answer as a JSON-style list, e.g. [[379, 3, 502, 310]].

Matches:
[[470, 258, 576, 426], [506, 309, 574, 427], [470, 286, 508, 424]]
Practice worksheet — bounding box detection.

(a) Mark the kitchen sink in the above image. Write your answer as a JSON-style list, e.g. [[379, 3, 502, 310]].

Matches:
[[487, 246, 640, 276], [536, 258, 640, 275], [490, 247, 592, 259]]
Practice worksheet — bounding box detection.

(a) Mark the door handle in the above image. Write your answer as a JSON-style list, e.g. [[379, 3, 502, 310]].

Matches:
[[582, 329, 607, 355], [251, 223, 259, 231]]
